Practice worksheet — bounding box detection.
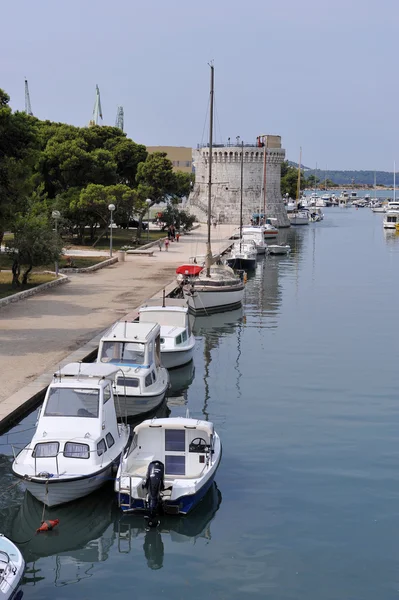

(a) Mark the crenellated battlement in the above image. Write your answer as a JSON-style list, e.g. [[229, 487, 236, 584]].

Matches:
[[186, 136, 290, 227]]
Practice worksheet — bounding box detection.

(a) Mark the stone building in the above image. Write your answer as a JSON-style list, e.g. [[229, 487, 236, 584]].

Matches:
[[186, 135, 290, 227], [146, 146, 193, 173]]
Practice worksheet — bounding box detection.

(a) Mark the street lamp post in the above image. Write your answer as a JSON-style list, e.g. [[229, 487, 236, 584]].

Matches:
[[145, 199, 151, 244], [108, 204, 115, 257], [52, 210, 61, 276]]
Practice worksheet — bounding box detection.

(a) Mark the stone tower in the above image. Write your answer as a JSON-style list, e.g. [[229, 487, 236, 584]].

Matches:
[[187, 135, 290, 227]]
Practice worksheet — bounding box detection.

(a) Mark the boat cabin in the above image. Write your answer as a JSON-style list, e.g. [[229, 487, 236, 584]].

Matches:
[[97, 321, 164, 396], [139, 302, 192, 352], [124, 418, 215, 481], [14, 363, 123, 477]]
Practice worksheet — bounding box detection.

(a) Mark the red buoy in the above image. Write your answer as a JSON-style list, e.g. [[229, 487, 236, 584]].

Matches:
[[36, 519, 59, 533]]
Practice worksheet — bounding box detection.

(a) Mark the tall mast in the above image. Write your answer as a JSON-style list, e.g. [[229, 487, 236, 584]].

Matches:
[[240, 141, 244, 251], [206, 64, 214, 277], [263, 138, 267, 217], [394, 161, 396, 203], [296, 147, 302, 208], [24, 79, 33, 116], [115, 106, 124, 131], [374, 171, 376, 200]]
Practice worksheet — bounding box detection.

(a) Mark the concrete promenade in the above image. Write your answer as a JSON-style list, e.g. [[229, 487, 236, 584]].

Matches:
[[0, 224, 237, 428]]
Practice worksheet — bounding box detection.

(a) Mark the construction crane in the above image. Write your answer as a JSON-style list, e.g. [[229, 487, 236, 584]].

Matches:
[[115, 106, 124, 131], [88, 84, 103, 127], [24, 78, 33, 116]]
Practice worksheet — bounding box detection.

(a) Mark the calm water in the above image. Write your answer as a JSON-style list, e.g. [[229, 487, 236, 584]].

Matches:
[[1, 207, 399, 599]]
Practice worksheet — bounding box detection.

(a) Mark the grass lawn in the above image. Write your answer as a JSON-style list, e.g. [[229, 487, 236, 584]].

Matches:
[[0, 255, 106, 271], [0, 272, 57, 299]]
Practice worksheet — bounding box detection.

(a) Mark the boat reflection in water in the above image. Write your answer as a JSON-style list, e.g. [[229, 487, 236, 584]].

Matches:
[[116, 482, 222, 570], [191, 306, 244, 337], [167, 360, 195, 407], [12, 486, 117, 585]]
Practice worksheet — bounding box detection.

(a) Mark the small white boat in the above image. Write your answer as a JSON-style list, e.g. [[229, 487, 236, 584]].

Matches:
[[182, 264, 245, 315], [97, 322, 170, 417], [267, 244, 291, 255], [242, 226, 267, 254], [308, 207, 324, 222], [139, 299, 195, 370], [288, 210, 309, 225], [116, 417, 222, 520], [12, 363, 130, 507], [383, 210, 399, 229], [0, 535, 24, 599], [225, 239, 257, 270], [263, 221, 279, 238], [371, 206, 386, 213], [0, 534, 24, 600]]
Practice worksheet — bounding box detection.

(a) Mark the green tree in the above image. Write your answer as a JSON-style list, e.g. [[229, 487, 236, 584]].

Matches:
[[281, 162, 305, 199], [8, 214, 63, 286], [169, 171, 194, 204], [160, 204, 195, 232], [0, 89, 37, 243]]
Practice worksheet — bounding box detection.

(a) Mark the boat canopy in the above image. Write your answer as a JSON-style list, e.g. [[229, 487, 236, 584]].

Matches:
[[176, 265, 203, 276], [55, 362, 120, 381], [134, 417, 214, 437]]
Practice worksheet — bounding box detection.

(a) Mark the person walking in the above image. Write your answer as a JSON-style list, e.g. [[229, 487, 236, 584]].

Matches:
[[164, 238, 169, 251], [158, 239, 163, 251], [176, 231, 180, 243]]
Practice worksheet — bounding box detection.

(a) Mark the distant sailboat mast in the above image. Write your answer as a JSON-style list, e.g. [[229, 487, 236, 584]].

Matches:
[[296, 147, 302, 209], [394, 161, 396, 203], [206, 64, 214, 278], [240, 141, 244, 251]]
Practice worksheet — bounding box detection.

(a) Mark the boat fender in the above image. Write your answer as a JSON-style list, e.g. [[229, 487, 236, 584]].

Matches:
[[36, 519, 59, 533]]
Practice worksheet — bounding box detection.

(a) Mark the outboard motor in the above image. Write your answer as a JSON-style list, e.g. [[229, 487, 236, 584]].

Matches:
[[142, 460, 164, 527]]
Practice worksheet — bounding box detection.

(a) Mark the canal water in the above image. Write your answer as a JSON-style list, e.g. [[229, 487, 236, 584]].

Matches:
[[1, 207, 399, 599]]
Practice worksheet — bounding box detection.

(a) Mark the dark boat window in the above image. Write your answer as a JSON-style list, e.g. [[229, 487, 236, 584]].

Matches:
[[165, 455, 185, 475], [106, 433, 115, 448], [165, 429, 185, 452]]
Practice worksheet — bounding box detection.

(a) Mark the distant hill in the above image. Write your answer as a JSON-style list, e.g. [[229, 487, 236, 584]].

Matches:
[[287, 163, 394, 186]]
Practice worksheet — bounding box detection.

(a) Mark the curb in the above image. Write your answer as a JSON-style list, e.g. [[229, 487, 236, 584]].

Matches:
[[59, 256, 118, 274], [0, 273, 69, 308]]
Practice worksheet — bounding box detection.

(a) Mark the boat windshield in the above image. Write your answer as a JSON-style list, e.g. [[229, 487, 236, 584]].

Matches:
[[100, 341, 146, 365], [44, 387, 99, 418]]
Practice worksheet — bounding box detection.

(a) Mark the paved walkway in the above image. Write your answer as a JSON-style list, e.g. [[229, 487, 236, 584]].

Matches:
[[0, 224, 237, 409]]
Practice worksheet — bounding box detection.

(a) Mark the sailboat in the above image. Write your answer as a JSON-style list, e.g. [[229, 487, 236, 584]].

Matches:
[[182, 65, 245, 314], [226, 142, 257, 270], [288, 148, 309, 226]]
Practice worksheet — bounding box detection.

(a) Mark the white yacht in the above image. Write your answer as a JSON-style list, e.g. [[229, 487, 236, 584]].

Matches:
[[288, 210, 309, 225], [308, 207, 324, 221], [116, 417, 222, 520], [267, 244, 291, 255], [138, 299, 195, 370], [242, 226, 267, 254], [12, 363, 130, 507], [97, 322, 169, 417], [263, 220, 279, 239], [225, 239, 257, 270], [0, 535, 25, 600], [383, 210, 399, 229]]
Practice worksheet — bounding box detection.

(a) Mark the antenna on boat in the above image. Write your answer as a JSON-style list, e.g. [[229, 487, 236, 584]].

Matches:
[[124, 320, 127, 337], [162, 289, 166, 308], [78, 361, 82, 380]]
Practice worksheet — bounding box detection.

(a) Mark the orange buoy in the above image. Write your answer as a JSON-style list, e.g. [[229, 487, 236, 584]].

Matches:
[[36, 519, 59, 533]]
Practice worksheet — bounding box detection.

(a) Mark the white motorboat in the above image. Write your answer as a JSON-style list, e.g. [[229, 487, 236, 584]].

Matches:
[[0, 534, 24, 600], [138, 299, 195, 370], [288, 210, 309, 225], [97, 322, 169, 417], [286, 200, 296, 212], [308, 207, 324, 221], [183, 263, 245, 314], [116, 417, 222, 520], [383, 210, 399, 229], [371, 206, 386, 213], [12, 363, 130, 507], [263, 221, 279, 238], [267, 244, 291, 255], [225, 239, 257, 270], [242, 226, 267, 254]]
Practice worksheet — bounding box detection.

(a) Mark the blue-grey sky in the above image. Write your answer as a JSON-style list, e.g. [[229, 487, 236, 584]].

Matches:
[[1, 0, 397, 170]]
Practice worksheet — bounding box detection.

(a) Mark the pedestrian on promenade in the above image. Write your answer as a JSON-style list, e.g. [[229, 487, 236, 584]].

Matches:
[[158, 239, 163, 251], [164, 238, 169, 251], [176, 231, 180, 242]]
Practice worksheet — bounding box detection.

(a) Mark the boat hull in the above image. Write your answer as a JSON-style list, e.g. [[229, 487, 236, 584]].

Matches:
[[114, 389, 167, 418], [183, 285, 245, 315], [289, 216, 309, 225], [119, 471, 216, 516], [161, 346, 195, 370], [225, 256, 257, 270], [18, 464, 114, 507], [267, 245, 290, 255]]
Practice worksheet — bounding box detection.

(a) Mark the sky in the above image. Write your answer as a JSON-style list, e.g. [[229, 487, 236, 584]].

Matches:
[[1, 0, 397, 171]]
